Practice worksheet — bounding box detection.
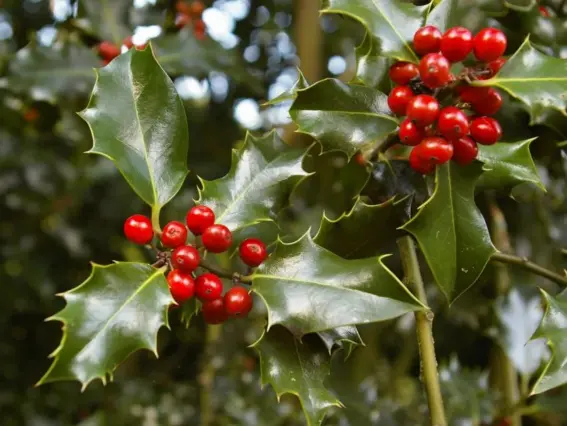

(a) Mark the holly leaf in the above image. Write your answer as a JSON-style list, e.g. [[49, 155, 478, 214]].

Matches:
[[401, 162, 496, 302], [80, 46, 189, 213], [531, 290, 567, 394], [321, 0, 425, 63], [474, 38, 567, 125], [252, 326, 342, 426], [252, 233, 424, 336], [504, 0, 535, 12], [477, 138, 544, 190], [289, 79, 398, 157], [426, 0, 498, 32], [37, 262, 172, 389], [179, 299, 200, 328], [79, 0, 131, 45], [318, 326, 363, 357], [154, 29, 261, 92], [6, 41, 99, 99], [493, 289, 549, 376], [197, 131, 309, 236], [352, 32, 392, 92], [314, 197, 407, 259], [263, 69, 308, 106]]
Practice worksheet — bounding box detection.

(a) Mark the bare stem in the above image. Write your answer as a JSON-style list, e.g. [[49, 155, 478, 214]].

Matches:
[[397, 236, 447, 426], [198, 259, 252, 284], [151, 206, 162, 234], [490, 252, 567, 288]]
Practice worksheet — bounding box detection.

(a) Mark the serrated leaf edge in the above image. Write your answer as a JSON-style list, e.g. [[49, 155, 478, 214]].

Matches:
[[36, 262, 171, 391]]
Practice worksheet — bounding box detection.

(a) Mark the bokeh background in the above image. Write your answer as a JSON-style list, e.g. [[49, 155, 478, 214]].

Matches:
[[2, 0, 567, 425]]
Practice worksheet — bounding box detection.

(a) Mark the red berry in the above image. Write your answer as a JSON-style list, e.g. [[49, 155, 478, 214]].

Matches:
[[387, 86, 414, 116], [452, 136, 478, 165], [171, 245, 200, 272], [409, 145, 435, 175], [487, 57, 507, 77], [186, 205, 215, 235], [473, 28, 507, 62], [437, 107, 469, 140], [399, 118, 426, 146], [202, 224, 233, 253], [413, 26, 442, 55], [440, 27, 473, 62], [124, 214, 153, 245], [202, 298, 228, 324], [416, 136, 454, 165], [354, 152, 366, 166], [24, 108, 39, 122], [161, 221, 188, 248], [470, 116, 502, 145], [239, 238, 268, 267], [190, 1, 205, 17], [97, 41, 121, 61], [195, 273, 223, 302], [123, 36, 134, 49], [419, 53, 451, 88], [167, 270, 195, 304], [176, 1, 191, 14], [175, 13, 191, 28], [475, 88, 502, 116], [406, 95, 440, 126], [389, 62, 420, 85], [539, 6, 550, 17], [224, 286, 253, 317]]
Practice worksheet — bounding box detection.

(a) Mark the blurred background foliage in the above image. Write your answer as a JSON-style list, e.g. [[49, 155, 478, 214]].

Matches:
[[1, 0, 567, 425]]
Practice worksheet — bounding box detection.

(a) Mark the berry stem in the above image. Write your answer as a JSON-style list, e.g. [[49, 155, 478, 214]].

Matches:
[[490, 252, 567, 287], [397, 236, 447, 426], [198, 259, 253, 284]]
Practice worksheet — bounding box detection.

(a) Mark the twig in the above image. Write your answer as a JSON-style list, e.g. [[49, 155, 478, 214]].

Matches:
[[198, 259, 253, 283], [491, 252, 567, 287], [397, 236, 447, 426]]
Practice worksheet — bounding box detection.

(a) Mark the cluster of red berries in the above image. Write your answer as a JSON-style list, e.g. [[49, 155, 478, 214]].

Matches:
[[387, 26, 508, 174], [175, 0, 207, 40], [97, 37, 146, 66], [123, 205, 268, 325]]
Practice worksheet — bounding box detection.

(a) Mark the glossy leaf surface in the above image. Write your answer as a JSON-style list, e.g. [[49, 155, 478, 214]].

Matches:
[[475, 38, 567, 124], [477, 139, 543, 190], [353, 32, 391, 91], [80, 46, 189, 210], [290, 79, 398, 157], [197, 131, 309, 234], [322, 0, 425, 62], [252, 234, 423, 336], [253, 326, 341, 426], [401, 162, 496, 301], [38, 263, 172, 389], [532, 290, 567, 394]]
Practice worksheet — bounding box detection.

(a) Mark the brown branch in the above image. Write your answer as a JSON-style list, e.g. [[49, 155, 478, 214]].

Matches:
[[491, 252, 567, 288]]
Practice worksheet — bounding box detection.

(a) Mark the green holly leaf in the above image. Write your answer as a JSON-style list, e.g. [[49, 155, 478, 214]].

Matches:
[[321, 0, 425, 63], [401, 162, 496, 301], [352, 32, 392, 91], [80, 46, 189, 214], [6, 41, 99, 99], [426, 0, 500, 31], [477, 138, 544, 190], [263, 69, 308, 106], [252, 233, 424, 336], [318, 326, 363, 357], [493, 289, 548, 376], [179, 299, 200, 328], [154, 29, 262, 93], [314, 197, 407, 259], [531, 290, 567, 394], [504, 0, 535, 12], [289, 79, 398, 157], [37, 262, 172, 389], [252, 326, 342, 426], [79, 0, 131, 45], [197, 131, 309, 236], [474, 38, 567, 124]]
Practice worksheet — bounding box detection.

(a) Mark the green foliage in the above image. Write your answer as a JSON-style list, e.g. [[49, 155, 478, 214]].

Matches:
[[38, 263, 172, 389], [80, 46, 189, 213], [402, 162, 495, 301]]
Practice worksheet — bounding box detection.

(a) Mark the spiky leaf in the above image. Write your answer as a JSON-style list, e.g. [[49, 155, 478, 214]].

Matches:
[[474, 38, 567, 124], [80, 0, 131, 45], [252, 234, 423, 336], [401, 162, 496, 301], [352, 32, 391, 91], [80, 46, 189, 212], [321, 0, 425, 63], [38, 263, 172, 389], [531, 290, 567, 394], [477, 139, 543, 190], [253, 326, 342, 426], [289, 79, 398, 157], [6, 41, 99, 99], [197, 131, 309, 236], [318, 326, 363, 357], [426, 0, 497, 32]]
